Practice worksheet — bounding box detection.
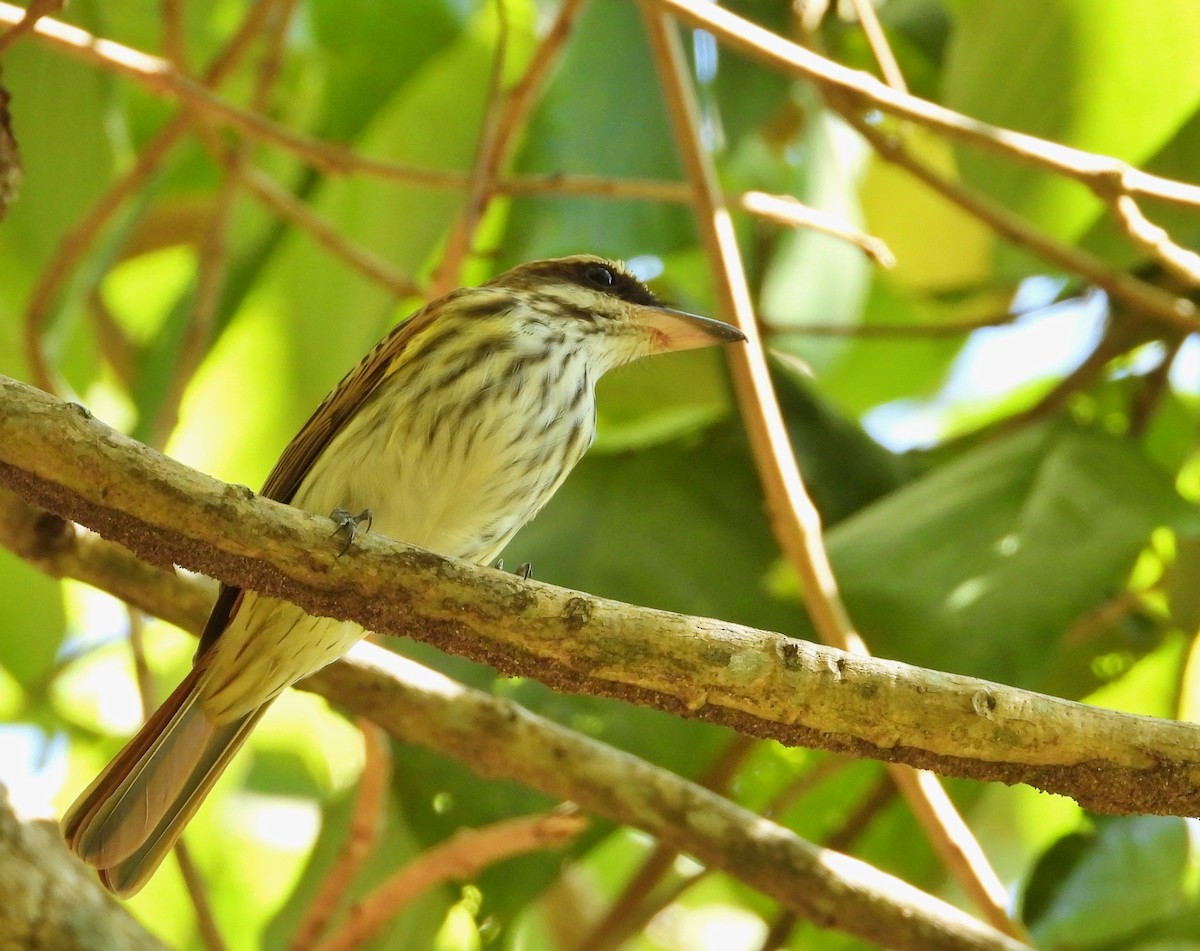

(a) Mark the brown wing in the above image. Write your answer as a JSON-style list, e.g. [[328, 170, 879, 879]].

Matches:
[[196, 297, 445, 658], [261, 303, 441, 504]]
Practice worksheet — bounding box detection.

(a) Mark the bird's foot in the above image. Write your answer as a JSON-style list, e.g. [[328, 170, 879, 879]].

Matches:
[[330, 507, 373, 557], [493, 559, 534, 580]]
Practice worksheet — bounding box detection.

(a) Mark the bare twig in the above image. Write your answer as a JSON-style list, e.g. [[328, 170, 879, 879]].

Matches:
[[160, 0, 188, 70], [433, 0, 589, 293], [640, 6, 863, 653], [756, 910, 799, 951], [1129, 333, 1186, 437], [287, 721, 393, 951], [835, 104, 1200, 333], [86, 289, 141, 388], [237, 165, 420, 298], [17, 0, 284, 393], [313, 809, 589, 951], [845, 0, 907, 94], [0, 5, 888, 271], [149, 0, 301, 446], [0, 5, 468, 186], [647, 0, 1200, 213], [173, 843, 231, 951], [571, 735, 757, 951], [0, 0, 60, 55], [498, 177, 892, 261], [738, 190, 893, 265], [149, 164, 241, 446], [642, 9, 1024, 938], [1114, 195, 1200, 286]]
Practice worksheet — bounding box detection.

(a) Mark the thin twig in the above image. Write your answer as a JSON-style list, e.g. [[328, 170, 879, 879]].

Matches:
[[571, 735, 757, 951], [756, 774, 898, 951], [1114, 195, 1200, 286], [756, 910, 799, 951], [160, 0, 188, 70], [890, 767, 1029, 941], [845, 0, 907, 93], [835, 102, 1200, 332], [738, 190, 893, 265], [0, 5, 467, 185], [432, 0, 589, 293], [236, 165, 419, 298], [149, 0, 300, 447], [18, 0, 283, 393], [647, 0, 1200, 212], [174, 843, 231, 951], [0, 4, 889, 267], [287, 720, 393, 951], [498, 176, 892, 261], [1064, 588, 1150, 649], [86, 289, 141, 388], [149, 163, 240, 446], [763, 754, 853, 819], [1129, 333, 1186, 437], [681, 0, 1200, 291], [641, 8, 1025, 940], [640, 0, 865, 662], [0, 0, 60, 55], [430, 0, 511, 295], [313, 809, 588, 951]]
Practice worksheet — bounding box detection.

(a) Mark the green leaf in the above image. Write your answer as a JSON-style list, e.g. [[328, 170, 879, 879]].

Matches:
[[943, 0, 1200, 244], [774, 360, 910, 527], [0, 552, 66, 689], [266, 785, 450, 951], [308, 0, 469, 142], [758, 106, 872, 369], [826, 424, 1196, 687], [501, 0, 692, 261], [1023, 816, 1193, 947], [796, 277, 971, 417]]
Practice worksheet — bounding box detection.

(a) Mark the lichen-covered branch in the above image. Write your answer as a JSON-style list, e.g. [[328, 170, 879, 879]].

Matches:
[[0, 786, 167, 951], [2, 374, 1200, 819]]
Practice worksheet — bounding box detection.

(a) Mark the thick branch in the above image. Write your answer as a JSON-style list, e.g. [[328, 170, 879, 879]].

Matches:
[[0, 477, 1026, 951], [2, 374, 1200, 818], [304, 645, 1026, 951], [0, 786, 166, 951]]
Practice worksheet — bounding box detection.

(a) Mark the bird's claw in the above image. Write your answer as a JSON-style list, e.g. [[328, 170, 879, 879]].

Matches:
[[492, 559, 533, 580], [330, 507, 373, 557]]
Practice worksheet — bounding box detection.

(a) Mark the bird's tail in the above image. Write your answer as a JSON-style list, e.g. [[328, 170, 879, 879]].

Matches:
[[61, 663, 268, 896]]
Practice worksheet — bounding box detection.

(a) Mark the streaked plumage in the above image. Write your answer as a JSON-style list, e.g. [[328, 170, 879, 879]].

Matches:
[[62, 255, 745, 896]]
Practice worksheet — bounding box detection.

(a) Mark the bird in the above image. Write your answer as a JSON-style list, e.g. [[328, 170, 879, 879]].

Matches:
[[61, 254, 746, 896]]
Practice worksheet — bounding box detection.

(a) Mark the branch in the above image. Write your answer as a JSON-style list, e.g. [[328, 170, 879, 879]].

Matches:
[[640, 12, 1016, 935], [0, 785, 167, 951], [649, 0, 1200, 213], [1, 374, 1199, 819], [306, 647, 1027, 951], [313, 808, 589, 951], [0, 4, 890, 271], [0, 515, 1022, 951]]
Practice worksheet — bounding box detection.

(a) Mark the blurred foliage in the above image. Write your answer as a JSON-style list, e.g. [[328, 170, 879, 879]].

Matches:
[[4, 0, 1200, 949]]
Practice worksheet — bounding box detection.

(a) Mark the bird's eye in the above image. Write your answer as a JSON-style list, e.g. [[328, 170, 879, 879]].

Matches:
[[584, 264, 616, 288]]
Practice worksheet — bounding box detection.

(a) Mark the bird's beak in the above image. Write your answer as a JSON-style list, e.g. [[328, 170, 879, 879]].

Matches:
[[634, 305, 747, 353]]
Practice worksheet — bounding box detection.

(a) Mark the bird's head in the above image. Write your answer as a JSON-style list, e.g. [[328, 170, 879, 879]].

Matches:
[[484, 255, 746, 373]]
